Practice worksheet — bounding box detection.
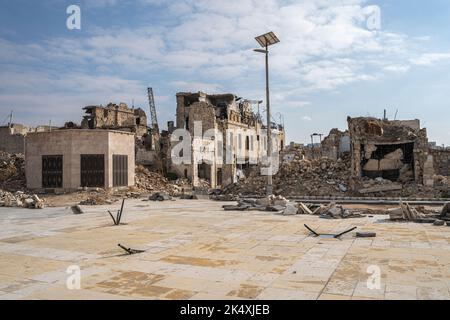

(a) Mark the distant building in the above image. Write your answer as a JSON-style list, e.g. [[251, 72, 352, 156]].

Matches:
[[80, 102, 160, 167], [168, 92, 286, 188], [0, 124, 56, 154]]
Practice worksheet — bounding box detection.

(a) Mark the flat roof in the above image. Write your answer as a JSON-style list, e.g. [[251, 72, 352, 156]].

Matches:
[[26, 129, 135, 136]]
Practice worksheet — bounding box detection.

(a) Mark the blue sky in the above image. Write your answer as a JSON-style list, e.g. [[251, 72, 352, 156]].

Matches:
[[1, 0, 450, 145]]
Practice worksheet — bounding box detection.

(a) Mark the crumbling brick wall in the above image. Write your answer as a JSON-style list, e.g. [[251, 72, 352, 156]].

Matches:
[[430, 148, 450, 176], [347, 117, 430, 187], [81, 103, 148, 137], [321, 128, 350, 160]]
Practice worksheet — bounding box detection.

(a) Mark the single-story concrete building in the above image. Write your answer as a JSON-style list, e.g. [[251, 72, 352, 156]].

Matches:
[[25, 129, 135, 191]]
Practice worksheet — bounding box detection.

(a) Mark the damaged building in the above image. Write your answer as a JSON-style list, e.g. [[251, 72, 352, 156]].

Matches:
[[320, 128, 351, 160], [347, 117, 431, 187], [80, 103, 159, 167], [429, 146, 450, 183], [169, 92, 286, 189]]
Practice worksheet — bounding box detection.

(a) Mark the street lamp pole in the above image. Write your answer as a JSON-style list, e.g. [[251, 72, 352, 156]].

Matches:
[[264, 43, 273, 195], [254, 31, 279, 196]]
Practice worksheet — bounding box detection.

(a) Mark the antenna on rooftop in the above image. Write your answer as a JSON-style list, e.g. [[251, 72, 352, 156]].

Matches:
[[8, 110, 13, 127]]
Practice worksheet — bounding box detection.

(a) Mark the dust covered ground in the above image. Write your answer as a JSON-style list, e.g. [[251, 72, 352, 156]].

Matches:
[[0, 199, 449, 300]]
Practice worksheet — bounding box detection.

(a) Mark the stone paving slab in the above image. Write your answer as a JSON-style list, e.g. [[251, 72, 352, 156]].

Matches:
[[0, 199, 449, 300]]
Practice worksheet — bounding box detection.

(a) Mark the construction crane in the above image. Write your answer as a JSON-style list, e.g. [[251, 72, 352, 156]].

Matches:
[[147, 87, 164, 174], [147, 87, 159, 133]]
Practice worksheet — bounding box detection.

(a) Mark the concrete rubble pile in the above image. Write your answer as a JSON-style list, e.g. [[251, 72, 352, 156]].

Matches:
[[79, 192, 118, 205], [357, 177, 445, 198], [0, 189, 45, 209], [222, 147, 446, 198], [222, 197, 364, 219], [135, 165, 181, 196], [223, 152, 352, 197], [0, 151, 26, 191], [222, 195, 291, 213], [298, 202, 365, 219], [76, 165, 190, 205], [357, 177, 403, 194], [388, 201, 447, 225], [148, 191, 172, 201]]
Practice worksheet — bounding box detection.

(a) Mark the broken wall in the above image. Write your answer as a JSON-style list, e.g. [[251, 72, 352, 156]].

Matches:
[[321, 128, 350, 160], [81, 103, 148, 137], [0, 127, 25, 154], [430, 148, 450, 177], [347, 117, 429, 186]]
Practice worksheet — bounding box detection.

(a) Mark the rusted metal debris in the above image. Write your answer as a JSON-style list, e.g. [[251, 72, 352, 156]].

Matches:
[[304, 224, 357, 239], [108, 198, 125, 225], [117, 243, 145, 255]]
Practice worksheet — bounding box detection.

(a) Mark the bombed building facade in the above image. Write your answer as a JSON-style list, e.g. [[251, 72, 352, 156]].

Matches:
[[80, 103, 159, 167], [320, 128, 351, 160], [168, 92, 286, 189], [347, 117, 432, 187]]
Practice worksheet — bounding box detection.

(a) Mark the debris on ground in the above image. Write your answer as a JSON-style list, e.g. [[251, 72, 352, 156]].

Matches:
[[387, 201, 445, 224], [222, 195, 289, 212], [222, 153, 351, 197], [358, 182, 403, 194], [0, 152, 26, 192], [148, 192, 172, 201], [79, 192, 118, 205], [118, 243, 145, 255], [71, 205, 84, 214], [298, 202, 365, 219], [441, 202, 450, 218], [180, 194, 198, 200], [433, 220, 445, 226], [0, 189, 45, 209], [356, 232, 377, 238], [388, 201, 429, 221], [108, 199, 126, 225], [135, 165, 181, 196], [220, 146, 448, 199], [222, 196, 364, 218], [210, 194, 238, 201], [304, 224, 357, 239]]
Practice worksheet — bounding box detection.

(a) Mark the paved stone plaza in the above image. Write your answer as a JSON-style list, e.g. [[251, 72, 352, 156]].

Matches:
[[0, 199, 449, 300]]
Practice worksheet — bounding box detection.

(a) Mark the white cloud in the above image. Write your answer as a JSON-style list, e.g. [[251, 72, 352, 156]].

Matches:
[[1, 0, 449, 131], [383, 64, 410, 73], [0, 70, 146, 126], [170, 81, 222, 93], [302, 116, 312, 121], [81, 0, 120, 8], [410, 53, 450, 66]]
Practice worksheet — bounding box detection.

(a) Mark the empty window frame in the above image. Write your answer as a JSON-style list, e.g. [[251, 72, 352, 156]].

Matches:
[[113, 155, 128, 187], [80, 154, 105, 187], [42, 155, 63, 188]]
